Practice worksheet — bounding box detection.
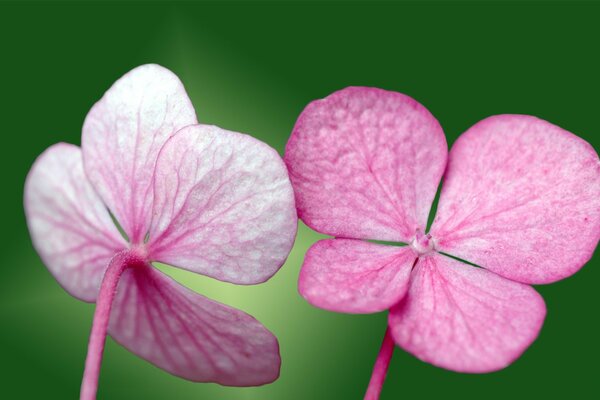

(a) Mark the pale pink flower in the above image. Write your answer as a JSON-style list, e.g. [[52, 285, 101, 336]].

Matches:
[[284, 87, 599, 398], [25, 65, 297, 399]]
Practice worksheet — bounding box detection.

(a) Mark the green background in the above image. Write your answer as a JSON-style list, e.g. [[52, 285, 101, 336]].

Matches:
[[1, 1, 599, 399]]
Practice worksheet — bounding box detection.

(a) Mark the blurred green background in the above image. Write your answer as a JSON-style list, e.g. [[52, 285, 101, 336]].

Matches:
[[1, 1, 599, 399]]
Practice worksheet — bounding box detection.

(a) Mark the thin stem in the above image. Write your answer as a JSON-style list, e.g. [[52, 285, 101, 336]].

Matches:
[[80, 251, 133, 400], [364, 326, 395, 400]]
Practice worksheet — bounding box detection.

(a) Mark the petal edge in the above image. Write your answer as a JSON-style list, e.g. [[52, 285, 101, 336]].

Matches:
[[431, 115, 600, 284], [299, 239, 416, 314], [389, 253, 546, 373], [109, 265, 281, 386], [285, 87, 447, 242], [148, 124, 297, 284], [24, 143, 126, 301], [82, 64, 198, 244]]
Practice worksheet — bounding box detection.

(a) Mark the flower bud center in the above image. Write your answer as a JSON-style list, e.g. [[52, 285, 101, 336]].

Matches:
[[411, 231, 435, 255]]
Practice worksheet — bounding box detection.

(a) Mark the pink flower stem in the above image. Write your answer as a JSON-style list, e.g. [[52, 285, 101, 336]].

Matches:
[[364, 326, 395, 400], [80, 251, 135, 400]]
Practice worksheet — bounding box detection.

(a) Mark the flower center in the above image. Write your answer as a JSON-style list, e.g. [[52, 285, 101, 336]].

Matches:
[[115, 245, 149, 270], [410, 231, 435, 255]]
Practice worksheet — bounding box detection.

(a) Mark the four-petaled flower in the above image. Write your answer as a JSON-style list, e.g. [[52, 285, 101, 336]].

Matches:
[[284, 87, 600, 398], [25, 65, 297, 399]]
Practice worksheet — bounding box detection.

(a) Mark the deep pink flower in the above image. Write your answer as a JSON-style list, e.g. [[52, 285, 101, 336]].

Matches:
[[24, 65, 297, 399], [284, 87, 599, 398]]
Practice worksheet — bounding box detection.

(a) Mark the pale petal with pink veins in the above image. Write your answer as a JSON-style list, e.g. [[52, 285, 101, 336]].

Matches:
[[24, 144, 127, 302], [299, 239, 416, 313], [148, 124, 297, 284], [431, 115, 600, 284], [82, 64, 197, 244], [109, 266, 280, 386], [284, 87, 447, 242], [388, 254, 546, 373]]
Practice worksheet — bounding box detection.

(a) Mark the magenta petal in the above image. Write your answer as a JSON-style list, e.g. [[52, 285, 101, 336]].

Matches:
[[389, 253, 546, 373], [108, 266, 280, 386], [431, 115, 600, 284], [24, 144, 127, 301], [299, 239, 416, 313], [147, 125, 297, 284], [284, 87, 447, 242], [82, 64, 197, 244]]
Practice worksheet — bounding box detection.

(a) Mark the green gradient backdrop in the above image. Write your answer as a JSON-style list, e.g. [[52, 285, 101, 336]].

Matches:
[[1, 1, 599, 399]]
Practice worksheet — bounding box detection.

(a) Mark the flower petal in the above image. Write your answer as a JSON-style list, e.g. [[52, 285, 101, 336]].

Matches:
[[109, 265, 280, 386], [299, 239, 416, 313], [147, 125, 297, 284], [388, 253, 546, 373], [82, 64, 197, 244], [284, 87, 447, 242], [24, 144, 127, 301], [431, 115, 600, 284]]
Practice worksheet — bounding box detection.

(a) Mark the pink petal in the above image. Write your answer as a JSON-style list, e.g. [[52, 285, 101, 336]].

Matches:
[[284, 87, 447, 242], [147, 125, 297, 284], [24, 144, 127, 301], [82, 64, 197, 244], [299, 239, 416, 313], [109, 265, 280, 386], [388, 253, 546, 373], [431, 115, 600, 284]]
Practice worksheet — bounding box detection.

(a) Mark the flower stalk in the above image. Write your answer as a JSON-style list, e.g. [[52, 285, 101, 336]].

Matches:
[[364, 326, 395, 400], [80, 251, 138, 400]]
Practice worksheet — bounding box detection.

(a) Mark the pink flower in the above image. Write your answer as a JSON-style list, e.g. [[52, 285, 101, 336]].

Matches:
[[24, 65, 297, 399], [284, 87, 600, 398]]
